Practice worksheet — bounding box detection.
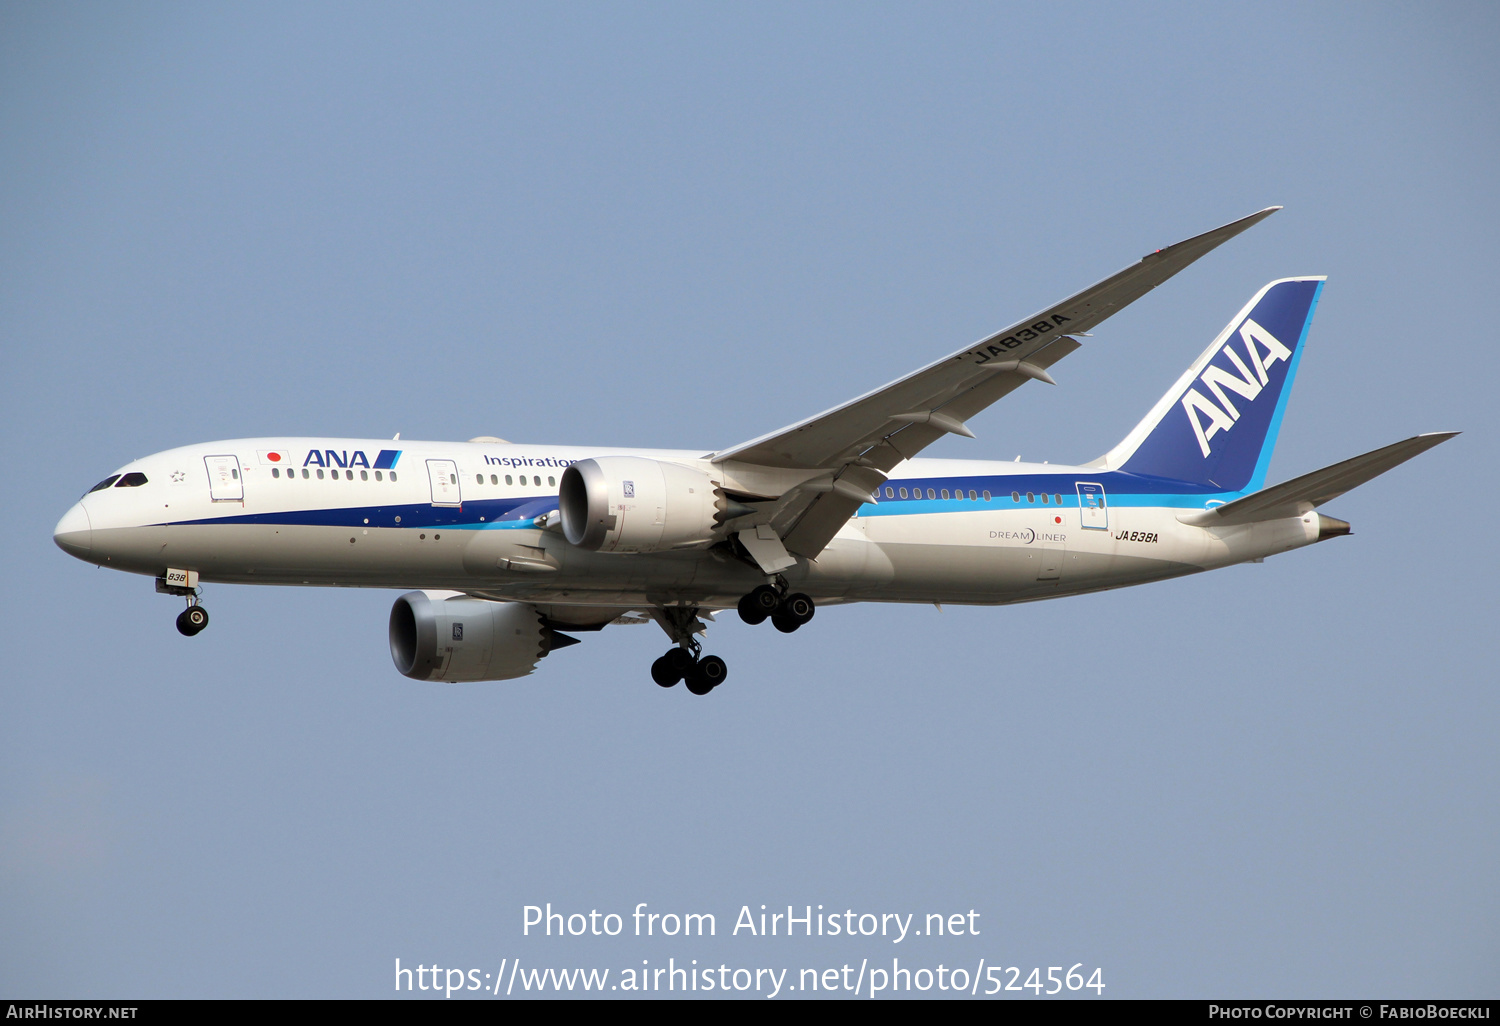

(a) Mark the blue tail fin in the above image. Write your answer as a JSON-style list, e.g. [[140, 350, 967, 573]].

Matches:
[[1095, 277, 1325, 492]]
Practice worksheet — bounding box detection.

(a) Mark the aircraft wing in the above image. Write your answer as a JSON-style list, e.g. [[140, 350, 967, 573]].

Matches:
[[712, 206, 1282, 559]]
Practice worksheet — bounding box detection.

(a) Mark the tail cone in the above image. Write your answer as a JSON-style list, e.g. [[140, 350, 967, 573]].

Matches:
[[1316, 514, 1352, 540]]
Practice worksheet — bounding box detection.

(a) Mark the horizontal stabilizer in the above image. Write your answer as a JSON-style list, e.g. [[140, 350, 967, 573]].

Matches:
[[1178, 432, 1458, 527]]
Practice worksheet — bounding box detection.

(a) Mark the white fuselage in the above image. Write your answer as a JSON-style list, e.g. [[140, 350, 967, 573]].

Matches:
[[55, 437, 1326, 611]]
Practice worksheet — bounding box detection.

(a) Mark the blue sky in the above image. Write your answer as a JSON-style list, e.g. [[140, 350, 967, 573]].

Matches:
[[2, 2, 1496, 998]]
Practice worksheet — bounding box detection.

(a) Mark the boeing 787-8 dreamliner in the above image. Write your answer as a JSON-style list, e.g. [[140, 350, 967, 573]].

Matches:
[[53, 208, 1454, 694]]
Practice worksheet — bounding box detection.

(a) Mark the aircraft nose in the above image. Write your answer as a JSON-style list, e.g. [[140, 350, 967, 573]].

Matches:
[[54, 501, 93, 559]]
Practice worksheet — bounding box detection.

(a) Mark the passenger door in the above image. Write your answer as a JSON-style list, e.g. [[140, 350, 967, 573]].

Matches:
[[204, 455, 244, 502], [426, 459, 462, 507], [1076, 482, 1108, 530]]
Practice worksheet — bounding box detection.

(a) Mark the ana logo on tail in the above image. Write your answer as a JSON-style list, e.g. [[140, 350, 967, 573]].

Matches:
[[1180, 319, 1292, 457]]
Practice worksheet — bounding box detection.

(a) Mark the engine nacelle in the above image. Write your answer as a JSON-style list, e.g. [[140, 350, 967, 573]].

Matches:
[[389, 592, 563, 682], [559, 456, 721, 553]]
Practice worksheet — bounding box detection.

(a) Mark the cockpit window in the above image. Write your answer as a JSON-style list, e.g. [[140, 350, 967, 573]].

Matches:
[[88, 475, 121, 493], [115, 472, 148, 487]]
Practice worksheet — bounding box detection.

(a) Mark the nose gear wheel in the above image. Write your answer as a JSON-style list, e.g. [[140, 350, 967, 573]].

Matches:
[[176, 604, 209, 636]]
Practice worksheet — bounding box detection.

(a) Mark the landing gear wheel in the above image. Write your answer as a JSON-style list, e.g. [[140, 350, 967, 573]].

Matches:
[[737, 585, 781, 625], [782, 593, 815, 625], [651, 655, 681, 688], [652, 647, 696, 687], [176, 605, 209, 636], [697, 655, 728, 688], [770, 592, 813, 633], [685, 655, 727, 695]]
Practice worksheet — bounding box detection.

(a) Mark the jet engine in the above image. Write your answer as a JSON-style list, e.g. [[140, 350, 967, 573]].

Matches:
[[559, 456, 726, 553], [388, 591, 577, 682]]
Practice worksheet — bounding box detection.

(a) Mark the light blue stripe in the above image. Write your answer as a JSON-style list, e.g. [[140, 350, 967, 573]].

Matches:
[[1245, 280, 1323, 493]]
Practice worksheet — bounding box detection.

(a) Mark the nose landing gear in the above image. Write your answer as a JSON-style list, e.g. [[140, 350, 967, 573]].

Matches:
[[157, 570, 208, 637]]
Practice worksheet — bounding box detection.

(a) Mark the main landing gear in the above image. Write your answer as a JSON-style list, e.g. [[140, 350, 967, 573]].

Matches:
[[647, 585, 816, 694], [650, 605, 728, 696], [737, 583, 815, 633], [651, 648, 728, 695]]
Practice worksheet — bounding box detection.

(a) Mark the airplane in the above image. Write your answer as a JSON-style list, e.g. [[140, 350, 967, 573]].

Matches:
[[52, 207, 1456, 695]]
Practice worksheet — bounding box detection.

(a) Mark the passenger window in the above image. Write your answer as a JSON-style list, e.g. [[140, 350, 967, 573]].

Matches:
[[898, 487, 908, 498], [390, 472, 397, 482], [941, 489, 950, 499], [968, 490, 977, 500], [375, 471, 383, 481], [983, 490, 991, 501], [361, 470, 368, 481], [317, 469, 325, 479], [1041, 493, 1049, 504], [1055, 494, 1062, 504], [272, 468, 280, 478], [1027, 492, 1035, 502], [548, 476, 555, 487], [505, 475, 513, 485], [926, 488, 936, 500], [302, 468, 310, 479], [533, 476, 541, 486], [116, 472, 148, 487], [884, 487, 894, 498], [346, 470, 353, 480], [88, 476, 121, 493], [1012, 491, 1020, 501], [490, 474, 498, 485], [476, 474, 483, 485]]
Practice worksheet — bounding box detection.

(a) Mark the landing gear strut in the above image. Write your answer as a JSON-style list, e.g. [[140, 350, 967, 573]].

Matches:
[[737, 581, 815, 633], [159, 572, 209, 637], [649, 605, 728, 695]]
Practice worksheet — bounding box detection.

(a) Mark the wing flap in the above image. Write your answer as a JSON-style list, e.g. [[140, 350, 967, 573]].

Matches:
[[778, 465, 886, 558]]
